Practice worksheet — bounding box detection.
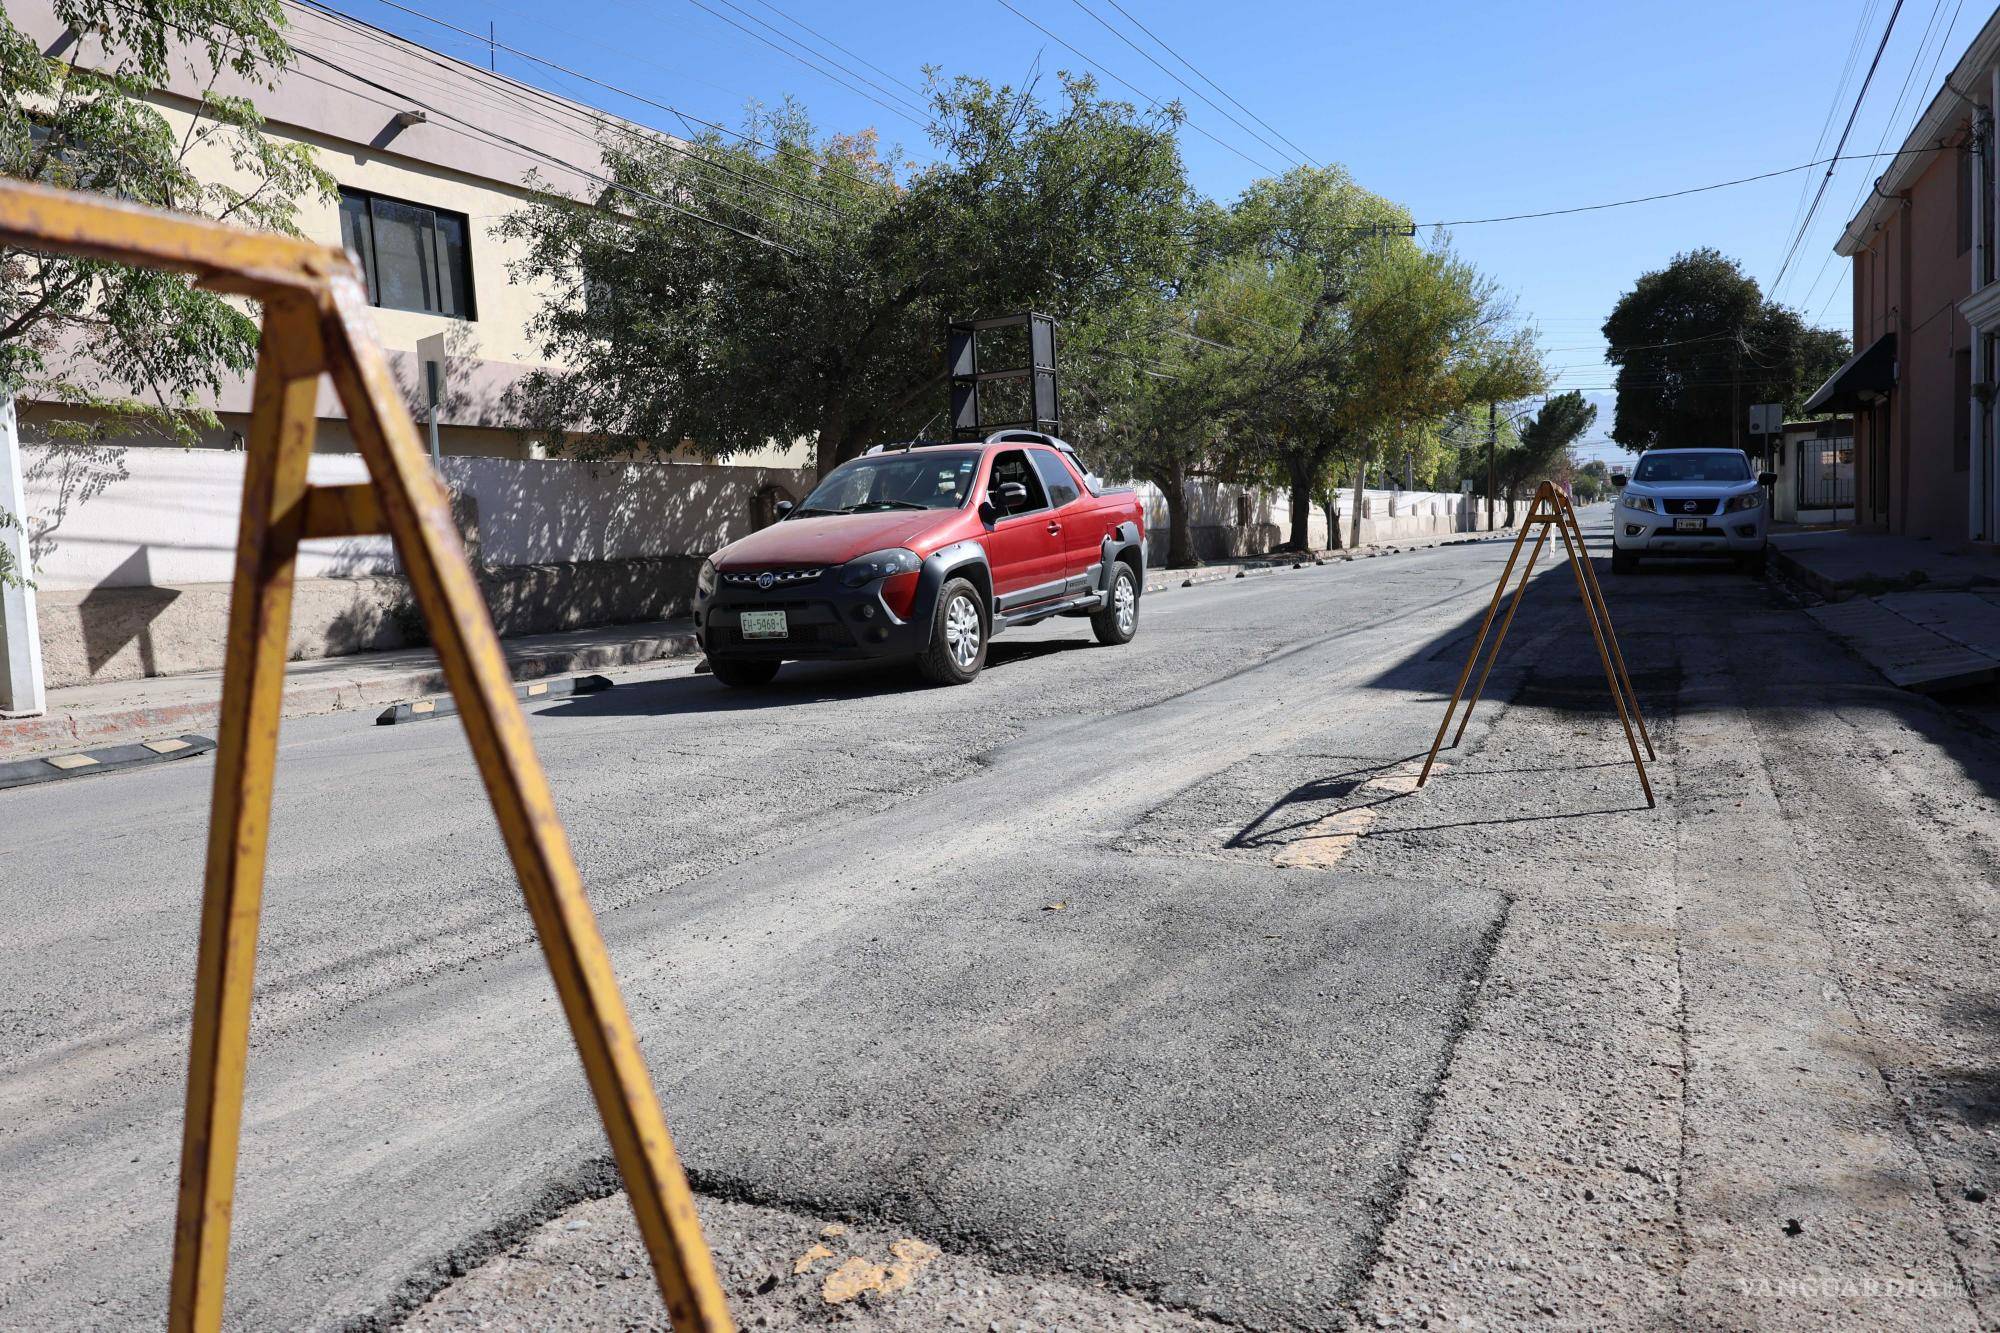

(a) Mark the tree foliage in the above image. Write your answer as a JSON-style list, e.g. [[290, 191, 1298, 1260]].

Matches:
[[1602, 248, 1848, 452], [501, 77, 1193, 476], [1, 0, 331, 435], [1500, 390, 1597, 508]]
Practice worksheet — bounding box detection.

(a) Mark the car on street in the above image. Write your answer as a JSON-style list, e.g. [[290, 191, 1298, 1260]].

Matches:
[[694, 431, 1148, 687], [1610, 447, 1776, 575]]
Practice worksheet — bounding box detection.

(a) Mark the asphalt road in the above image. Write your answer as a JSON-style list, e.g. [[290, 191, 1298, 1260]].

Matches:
[[11, 508, 2000, 1331]]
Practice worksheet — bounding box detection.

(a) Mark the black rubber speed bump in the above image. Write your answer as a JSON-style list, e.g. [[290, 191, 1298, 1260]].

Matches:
[[0, 734, 216, 791], [375, 673, 614, 725]]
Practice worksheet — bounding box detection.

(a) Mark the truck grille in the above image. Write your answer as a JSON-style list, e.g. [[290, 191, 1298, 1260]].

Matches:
[[720, 568, 824, 588]]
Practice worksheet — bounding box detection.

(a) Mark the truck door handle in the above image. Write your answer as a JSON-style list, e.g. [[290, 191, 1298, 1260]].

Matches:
[[1047, 522, 1062, 534]]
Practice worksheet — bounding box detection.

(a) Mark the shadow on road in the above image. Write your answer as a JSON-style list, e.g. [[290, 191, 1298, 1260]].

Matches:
[[532, 636, 1100, 720], [1228, 753, 1425, 850]]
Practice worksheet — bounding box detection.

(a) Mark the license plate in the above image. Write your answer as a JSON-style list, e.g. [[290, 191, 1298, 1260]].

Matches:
[[739, 610, 788, 639], [1674, 517, 1705, 532]]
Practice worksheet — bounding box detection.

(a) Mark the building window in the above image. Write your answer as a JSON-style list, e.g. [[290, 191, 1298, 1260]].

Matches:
[[338, 188, 475, 319]]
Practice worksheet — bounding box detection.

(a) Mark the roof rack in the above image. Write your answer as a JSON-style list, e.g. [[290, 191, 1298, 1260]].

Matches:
[[983, 428, 1075, 454]]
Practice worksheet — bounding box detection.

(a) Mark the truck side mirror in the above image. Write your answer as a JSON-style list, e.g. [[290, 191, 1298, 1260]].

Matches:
[[996, 481, 1028, 510], [774, 500, 794, 517], [1611, 474, 1628, 489], [1757, 471, 1777, 488]]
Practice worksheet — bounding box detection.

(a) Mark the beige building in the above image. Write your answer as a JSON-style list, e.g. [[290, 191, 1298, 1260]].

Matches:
[[9, 0, 804, 469], [4, 1, 813, 693]]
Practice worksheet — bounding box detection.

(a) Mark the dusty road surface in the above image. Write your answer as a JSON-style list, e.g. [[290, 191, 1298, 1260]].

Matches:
[[8, 507, 2000, 1331]]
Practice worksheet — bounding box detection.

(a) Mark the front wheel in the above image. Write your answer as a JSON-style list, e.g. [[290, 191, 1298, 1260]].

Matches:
[[1611, 549, 1638, 575], [1739, 547, 1769, 576], [916, 578, 988, 685], [1091, 562, 1139, 645], [708, 656, 780, 688]]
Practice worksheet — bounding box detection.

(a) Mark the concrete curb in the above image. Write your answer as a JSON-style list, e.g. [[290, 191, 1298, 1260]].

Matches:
[[0, 628, 698, 762], [1769, 547, 1851, 602], [1142, 528, 1521, 595]]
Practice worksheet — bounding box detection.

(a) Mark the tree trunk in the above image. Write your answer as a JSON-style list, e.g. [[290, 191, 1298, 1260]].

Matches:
[[1347, 454, 1369, 551], [813, 393, 850, 480], [1164, 461, 1197, 569], [1286, 452, 1314, 551], [1504, 487, 1517, 528]]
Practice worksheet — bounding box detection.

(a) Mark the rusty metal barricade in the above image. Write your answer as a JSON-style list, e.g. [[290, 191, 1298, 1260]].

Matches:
[[0, 179, 734, 1333], [1418, 480, 1656, 807]]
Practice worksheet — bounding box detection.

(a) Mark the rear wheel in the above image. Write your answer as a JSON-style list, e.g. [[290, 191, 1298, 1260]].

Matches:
[[708, 656, 780, 688], [916, 578, 987, 685], [1611, 549, 1638, 575], [1091, 562, 1139, 645]]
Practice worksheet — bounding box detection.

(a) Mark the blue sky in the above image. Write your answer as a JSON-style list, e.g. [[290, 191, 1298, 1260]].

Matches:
[[317, 0, 1979, 464]]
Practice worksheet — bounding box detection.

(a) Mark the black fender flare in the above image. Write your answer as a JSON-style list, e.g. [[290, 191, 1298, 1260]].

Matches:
[[914, 542, 993, 625], [1096, 520, 1147, 596]]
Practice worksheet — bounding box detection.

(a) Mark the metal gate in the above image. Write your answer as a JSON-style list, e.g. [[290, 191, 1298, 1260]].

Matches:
[[1798, 433, 1856, 510]]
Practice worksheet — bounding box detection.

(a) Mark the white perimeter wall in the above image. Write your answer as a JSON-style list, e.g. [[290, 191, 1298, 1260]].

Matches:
[[21, 448, 813, 591]]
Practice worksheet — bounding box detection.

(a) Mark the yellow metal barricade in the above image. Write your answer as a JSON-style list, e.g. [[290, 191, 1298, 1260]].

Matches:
[[0, 180, 734, 1333], [1418, 480, 1656, 807]]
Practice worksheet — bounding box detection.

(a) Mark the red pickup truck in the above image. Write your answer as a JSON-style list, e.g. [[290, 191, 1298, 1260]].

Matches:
[[694, 431, 1147, 686]]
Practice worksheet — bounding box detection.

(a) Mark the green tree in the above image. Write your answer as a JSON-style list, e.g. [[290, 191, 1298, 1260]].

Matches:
[[1, 0, 330, 429], [1497, 390, 1597, 522], [501, 76, 1192, 477], [1571, 456, 1610, 504], [1, 0, 330, 584], [1217, 166, 1408, 550], [1602, 248, 1849, 451]]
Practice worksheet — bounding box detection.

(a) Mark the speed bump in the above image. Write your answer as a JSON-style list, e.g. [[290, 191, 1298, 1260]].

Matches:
[[0, 734, 217, 790], [375, 673, 614, 725]]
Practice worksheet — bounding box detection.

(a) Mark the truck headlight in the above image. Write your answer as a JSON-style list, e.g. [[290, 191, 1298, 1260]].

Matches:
[[840, 547, 921, 588], [696, 557, 718, 599], [1622, 494, 1657, 513], [1724, 491, 1763, 512]]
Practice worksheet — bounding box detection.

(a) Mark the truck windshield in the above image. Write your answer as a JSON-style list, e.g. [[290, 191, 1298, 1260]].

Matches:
[[1633, 452, 1751, 483], [795, 450, 982, 514]]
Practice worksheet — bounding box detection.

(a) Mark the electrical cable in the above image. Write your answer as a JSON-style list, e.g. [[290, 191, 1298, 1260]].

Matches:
[[1093, 0, 1318, 167], [738, 0, 927, 99], [677, 0, 932, 130], [1768, 0, 1905, 294], [286, 42, 802, 253], [992, 0, 1284, 177], [1066, 0, 1302, 170]]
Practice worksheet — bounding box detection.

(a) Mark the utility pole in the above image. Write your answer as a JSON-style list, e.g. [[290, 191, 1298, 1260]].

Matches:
[[1731, 328, 1743, 452], [0, 395, 46, 718], [1485, 401, 1497, 530]]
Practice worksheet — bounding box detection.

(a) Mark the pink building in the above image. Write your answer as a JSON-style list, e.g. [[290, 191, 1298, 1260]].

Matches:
[[1814, 9, 2000, 545]]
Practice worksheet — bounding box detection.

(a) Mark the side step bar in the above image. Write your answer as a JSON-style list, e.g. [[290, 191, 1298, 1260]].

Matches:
[[997, 591, 1106, 628]]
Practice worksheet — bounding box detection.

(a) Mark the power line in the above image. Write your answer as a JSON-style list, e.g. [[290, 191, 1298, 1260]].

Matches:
[[739, 0, 927, 99], [1065, 0, 1303, 170], [676, 0, 933, 130], [696, 0, 931, 119], [310, 0, 876, 217], [1093, 0, 1319, 167], [1775, 0, 1882, 268], [1424, 145, 1930, 229], [992, 0, 1284, 177], [1768, 0, 1905, 294], [286, 41, 801, 253]]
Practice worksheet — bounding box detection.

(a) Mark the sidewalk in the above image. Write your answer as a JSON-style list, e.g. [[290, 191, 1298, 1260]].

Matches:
[[1772, 528, 2000, 692], [0, 619, 699, 761]]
